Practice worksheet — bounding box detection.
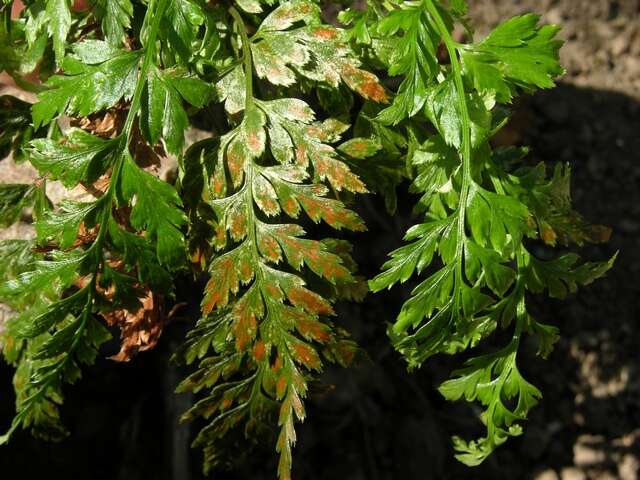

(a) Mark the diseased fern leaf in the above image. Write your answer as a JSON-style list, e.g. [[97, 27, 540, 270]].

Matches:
[[174, 5, 378, 478]]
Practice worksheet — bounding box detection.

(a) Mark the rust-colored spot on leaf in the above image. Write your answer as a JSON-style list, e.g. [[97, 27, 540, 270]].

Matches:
[[253, 340, 266, 362], [295, 144, 307, 165], [228, 208, 248, 240], [312, 27, 338, 39], [226, 140, 246, 187], [212, 172, 225, 196], [202, 280, 222, 315], [264, 282, 281, 299], [258, 235, 282, 262], [296, 317, 331, 343], [287, 286, 334, 315], [292, 342, 321, 370], [347, 140, 368, 153], [313, 155, 367, 193], [233, 310, 257, 351], [276, 374, 288, 399], [298, 196, 366, 231], [202, 256, 250, 315], [359, 77, 388, 103], [282, 196, 299, 217], [221, 398, 233, 411], [214, 223, 227, 250], [247, 131, 262, 153], [238, 256, 253, 282], [339, 63, 388, 103]]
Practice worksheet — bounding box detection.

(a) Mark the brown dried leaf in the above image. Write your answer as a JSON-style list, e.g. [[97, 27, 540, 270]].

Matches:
[[71, 107, 125, 138], [71, 222, 99, 247], [102, 289, 164, 362]]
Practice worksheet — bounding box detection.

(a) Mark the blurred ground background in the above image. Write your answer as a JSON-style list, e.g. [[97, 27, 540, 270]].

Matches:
[[1, 0, 639, 479]]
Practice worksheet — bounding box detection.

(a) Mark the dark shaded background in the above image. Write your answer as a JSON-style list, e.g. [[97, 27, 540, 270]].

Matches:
[[1, 1, 639, 479]]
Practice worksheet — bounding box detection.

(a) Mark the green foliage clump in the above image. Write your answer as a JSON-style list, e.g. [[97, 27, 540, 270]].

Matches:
[[0, 0, 613, 478]]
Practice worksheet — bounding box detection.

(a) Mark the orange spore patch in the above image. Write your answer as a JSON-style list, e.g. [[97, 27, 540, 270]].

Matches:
[[268, 66, 286, 78], [341, 64, 388, 103], [295, 144, 307, 164], [320, 201, 366, 231], [281, 235, 300, 247], [238, 257, 253, 282], [259, 235, 282, 262], [305, 126, 323, 140], [317, 201, 339, 225], [283, 197, 299, 216], [300, 242, 351, 282], [212, 173, 225, 196], [202, 257, 234, 314], [253, 340, 266, 361], [247, 131, 263, 154], [313, 156, 366, 193], [321, 259, 349, 282], [304, 243, 320, 261], [287, 286, 334, 315], [276, 375, 288, 398], [227, 142, 245, 186], [290, 104, 311, 120], [202, 292, 219, 315], [349, 140, 369, 153], [312, 27, 338, 39], [216, 254, 233, 272], [262, 196, 279, 214], [293, 343, 320, 370], [230, 211, 247, 239], [233, 311, 257, 351], [314, 157, 329, 176], [214, 224, 227, 247], [299, 197, 321, 220], [296, 318, 331, 343], [359, 77, 388, 103], [285, 307, 307, 324], [263, 283, 281, 298]]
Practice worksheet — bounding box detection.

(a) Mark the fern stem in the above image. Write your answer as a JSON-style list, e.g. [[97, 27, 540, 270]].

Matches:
[[228, 6, 264, 282], [121, 0, 170, 139], [424, 0, 473, 308], [229, 6, 254, 108]]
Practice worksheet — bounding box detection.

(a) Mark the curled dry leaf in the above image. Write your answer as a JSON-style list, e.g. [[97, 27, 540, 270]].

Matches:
[[131, 124, 164, 171], [102, 288, 164, 362], [74, 262, 165, 362], [78, 174, 111, 198], [71, 106, 126, 138], [72, 222, 99, 247]]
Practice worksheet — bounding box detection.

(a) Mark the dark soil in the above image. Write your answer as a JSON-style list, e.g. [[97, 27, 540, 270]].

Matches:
[[1, 1, 638, 480]]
